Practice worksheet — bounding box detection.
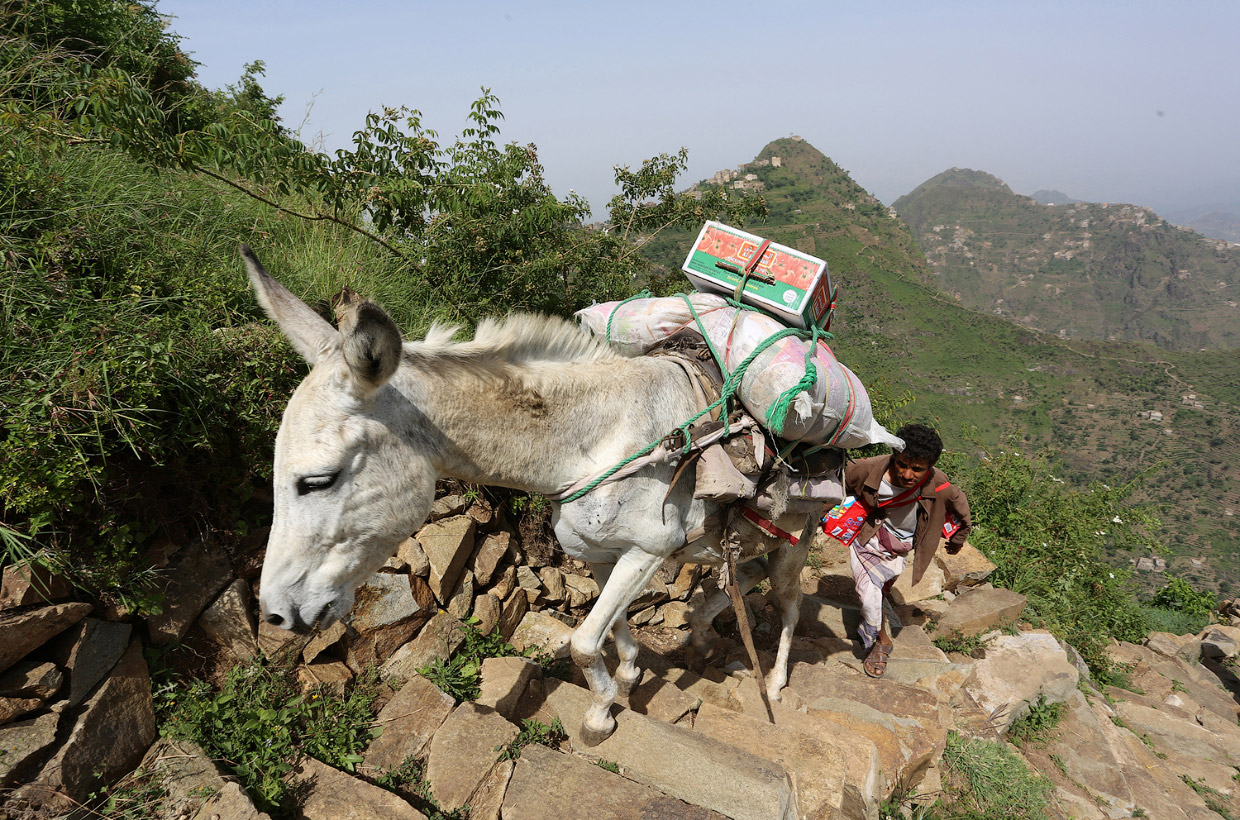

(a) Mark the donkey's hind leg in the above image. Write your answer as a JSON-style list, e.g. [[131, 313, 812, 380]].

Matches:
[[570, 549, 663, 746], [686, 557, 768, 665], [763, 523, 812, 700]]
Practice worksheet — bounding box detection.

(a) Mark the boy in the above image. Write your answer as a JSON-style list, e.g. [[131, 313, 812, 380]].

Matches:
[[840, 424, 971, 678]]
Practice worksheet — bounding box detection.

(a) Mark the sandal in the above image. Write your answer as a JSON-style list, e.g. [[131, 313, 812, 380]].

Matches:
[[864, 642, 893, 678]]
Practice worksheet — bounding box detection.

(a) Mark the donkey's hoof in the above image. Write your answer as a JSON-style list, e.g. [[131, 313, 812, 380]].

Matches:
[[579, 719, 616, 747], [615, 671, 641, 698]]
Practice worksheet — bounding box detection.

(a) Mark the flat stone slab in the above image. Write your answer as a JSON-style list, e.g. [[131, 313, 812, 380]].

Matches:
[[294, 756, 428, 819], [364, 673, 456, 772], [931, 586, 1025, 638], [0, 602, 92, 675], [43, 617, 133, 706], [139, 738, 270, 820], [510, 610, 574, 658], [425, 701, 520, 812], [1114, 699, 1239, 767], [694, 701, 881, 820], [540, 678, 797, 820], [146, 537, 231, 645], [197, 579, 258, 661], [503, 744, 730, 820]]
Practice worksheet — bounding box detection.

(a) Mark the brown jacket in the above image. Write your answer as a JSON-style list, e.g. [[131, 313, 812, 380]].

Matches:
[[844, 455, 972, 585]]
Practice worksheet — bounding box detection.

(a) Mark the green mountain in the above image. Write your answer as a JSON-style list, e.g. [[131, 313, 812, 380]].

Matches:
[[893, 169, 1240, 351], [643, 140, 1239, 596]]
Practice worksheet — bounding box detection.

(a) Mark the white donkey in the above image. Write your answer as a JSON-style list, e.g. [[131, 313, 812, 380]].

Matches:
[[246, 248, 819, 744]]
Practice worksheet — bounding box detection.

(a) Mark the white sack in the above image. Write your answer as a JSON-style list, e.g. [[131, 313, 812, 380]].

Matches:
[[577, 295, 902, 450]]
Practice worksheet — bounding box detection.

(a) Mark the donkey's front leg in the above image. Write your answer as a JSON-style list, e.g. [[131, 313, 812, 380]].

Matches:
[[570, 549, 662, 746]]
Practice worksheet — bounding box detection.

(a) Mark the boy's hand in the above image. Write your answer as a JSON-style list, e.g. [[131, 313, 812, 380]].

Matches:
[[945, 543, 963, 555]]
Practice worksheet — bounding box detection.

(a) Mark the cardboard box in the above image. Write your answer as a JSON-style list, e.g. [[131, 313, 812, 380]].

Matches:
[[681, 221, 833, 329]]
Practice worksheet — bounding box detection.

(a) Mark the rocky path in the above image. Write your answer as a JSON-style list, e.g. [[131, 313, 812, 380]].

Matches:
[[2, 494, 1238, 819]]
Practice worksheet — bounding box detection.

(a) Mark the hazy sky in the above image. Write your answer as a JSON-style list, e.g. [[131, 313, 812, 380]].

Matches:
[[160, 0, 1238, 219]]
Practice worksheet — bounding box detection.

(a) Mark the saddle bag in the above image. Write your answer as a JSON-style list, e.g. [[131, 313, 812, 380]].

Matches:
[[693, 424, 766, 503]]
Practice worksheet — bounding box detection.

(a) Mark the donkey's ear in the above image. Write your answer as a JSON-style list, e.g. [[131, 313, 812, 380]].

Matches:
[[242, 246, 339, 362], [334, 287, 403, 393]]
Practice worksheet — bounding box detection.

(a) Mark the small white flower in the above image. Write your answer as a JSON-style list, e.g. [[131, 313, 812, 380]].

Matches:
[[1109, 573, 1115, 579], [1112, 516, 1123, 524]]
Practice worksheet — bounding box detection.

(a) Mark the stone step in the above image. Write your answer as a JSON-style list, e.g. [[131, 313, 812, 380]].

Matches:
[[540, 678, 798, 820], [502, 744, 729, 820], [693, 700, 882, 820], [784, 660, 950, 787]]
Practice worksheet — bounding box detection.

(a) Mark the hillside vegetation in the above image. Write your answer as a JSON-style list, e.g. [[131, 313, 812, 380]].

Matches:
[[894, 168, 1240, 351]]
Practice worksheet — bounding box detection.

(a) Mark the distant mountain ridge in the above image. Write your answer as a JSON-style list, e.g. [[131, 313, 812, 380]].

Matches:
[[1031, 189, 1079, 205], [1167, 204, 1240, 244], [893, 169, 1240, 351]]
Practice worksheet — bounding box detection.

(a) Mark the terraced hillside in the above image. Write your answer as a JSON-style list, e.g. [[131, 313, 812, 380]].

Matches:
[[642, 139, 1239, 596], [893, 169, 1240, 351]]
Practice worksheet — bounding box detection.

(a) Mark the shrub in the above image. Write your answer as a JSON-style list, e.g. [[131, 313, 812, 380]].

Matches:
[[1151, 575, 1215, 617]]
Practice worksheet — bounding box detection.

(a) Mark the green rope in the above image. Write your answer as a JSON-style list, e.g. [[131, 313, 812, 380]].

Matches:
[[561, 293, 836, 504], [605, 289, 652, 346]]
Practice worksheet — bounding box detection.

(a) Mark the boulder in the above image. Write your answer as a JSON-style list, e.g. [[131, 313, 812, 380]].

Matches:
[[297, 661, 354, 695], [397, 535, 432, 577], [0, 560, 72, 609], [563, 572, 600, 608], [963, 630, 1079, 731], [293, 756, 428, 819], [446, 569, 475, 620], [145, 537, 232, 644], [473, 591, 502, 635], [364, 673, 456, 772], [0, 601, 92, 675], [425, 702, 521, 812], [42, 617, 132, 707], [418, 515, 476, 602], [21, 639, 155, 807], [429, 493, 469, 521], [472, 532, 510, 587], [381, 611, 466, 682], [0, 709, 61, 789], [1145, 631, 1202, 664], [1199, 626, 1237, 660], [346, 572, 432, 669], [499, 587, 529, 640], [503, 744, 730, 820], [302, 620, 347, 665], [1113, 699, 1239, 768], [931, 586, 1025, 638], [491, 564, 518, 602], [0, 661, 63, 701], [197, 579, 259, 661], [538, 566, 566, 604], [890, 562, 944, 605], [541, 678, 797, 820], [510, 610, 574, 659], [138, 738, 270, 819], [933, 542, 995, 590]]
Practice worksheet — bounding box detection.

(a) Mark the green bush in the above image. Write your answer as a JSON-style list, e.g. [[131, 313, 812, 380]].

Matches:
[[959, 447, 1157, 675], [1151, 575, 1215, 617]]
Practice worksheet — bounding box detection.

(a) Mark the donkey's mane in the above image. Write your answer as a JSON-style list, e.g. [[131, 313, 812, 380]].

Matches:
[[408, 311, 619, 368]]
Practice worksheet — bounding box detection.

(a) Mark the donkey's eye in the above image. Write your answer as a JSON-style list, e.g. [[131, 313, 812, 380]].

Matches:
[[296, 472, 340, 496]]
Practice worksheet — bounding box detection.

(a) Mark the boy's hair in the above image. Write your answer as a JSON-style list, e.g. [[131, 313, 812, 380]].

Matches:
[[896, 423, 943, 464]]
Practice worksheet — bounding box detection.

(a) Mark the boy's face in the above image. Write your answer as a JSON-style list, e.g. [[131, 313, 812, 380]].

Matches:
[[888, 453, 934, 489]]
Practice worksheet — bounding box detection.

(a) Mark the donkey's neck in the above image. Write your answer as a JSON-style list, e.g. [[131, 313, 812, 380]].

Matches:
[[400, 354, 692, 494]]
